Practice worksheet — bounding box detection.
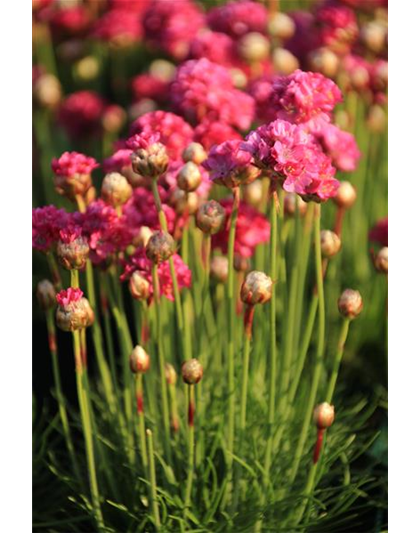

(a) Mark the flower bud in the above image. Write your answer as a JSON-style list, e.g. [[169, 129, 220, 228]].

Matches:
[[129, 345, 150, 374], [182, 142, 207, 165], [313, 402, 335, 430], [33, 73, 62, 109], [272, 48, 299, 75], [170, 188, 199, 215], [149, 59, 176, 82], [374, 246, 388, 274], [131, 142, 169, 179], [268, 12, 296, 40], [129, 271, 151, 300], [54, 172, 92, 200], [230, 68, 248, 89], [333, 181, 357, 209], [57, 235, 90, 271], [284, 193, 307, 218], [196, 200, 226, 235], [36, 280, 56, 310], [133, 226, 153, 248], [234, 255, 250, 273], [177, 162, 202, 192], [56, 289, 92, 332], [320, 230, 341, 258], [146, 230, 176, 263], [165, 363, 177, 385], [308, 48, 339, 78], [74, 56, 100, 82], [210, 256, 228, 283], [243, 180, 263, 207], [102, 105, 126, 134], [338, 289, 363, 320], [181, 358, 203, 385], [240, 270, 273, 305], [238, 32, 270, 63], [101, 172, 133, 207], [367, 104, 387, 133], [360, 21, 387, 54]]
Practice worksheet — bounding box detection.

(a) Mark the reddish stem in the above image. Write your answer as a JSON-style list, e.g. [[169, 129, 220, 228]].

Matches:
[[244, 305, 255, 340], [334, 206, 345, 238], [137, 392, 144, 414], [313, 429, 325, 464], [48, 331, 57, 353], [188, 396, 195, 427]]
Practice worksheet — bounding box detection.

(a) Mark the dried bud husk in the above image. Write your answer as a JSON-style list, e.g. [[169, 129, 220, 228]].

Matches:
[[36, 280, 56, 310], [131, 142, 169, 179], [33, 73, 62, 109], [374, 246, 388, 274], [196, 200, 226, 235], [170, 188, 199, 215], [338, 289, 363, 319], [313, 402, 335, 429], [234, 255, 250, 273], [54, 172, 92, 200], [243, 180, 263, 207], [308, 48, 339, 78], [272, 48, 299, 75], [284, 193, 308, 218], [165, 363, 177, 385], [133, 226, 153, 248], [146, 230, 176, 263], [56, 297, 92, 332], [182, 142, 207, 165], [57, 236, 90, 270], [210, 256, 229, 283], [333, 181, 357, 209], [238, 32, 270, 63], [129, 271, 151, 300], [130, 345, 150, 374], [268, 12, 296, 40], [240, 270, 273, 305], [177, 162, 202, 192], [320, 230, 341, 258], [101, 172, 133, 207], [181, 358, 203, 385]]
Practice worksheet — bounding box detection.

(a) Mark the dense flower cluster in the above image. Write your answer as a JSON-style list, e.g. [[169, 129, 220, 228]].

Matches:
[[52, 152, 99, 177], [91, 8, 143, 45], [207, 0, 268, 39], [131, 74, 169, 104], [32, 206, 70, 252], [58, 91, 105, 138], [193, 121, 242, 150], [369, 217, 388, 247], [314, 3, 359, 55], [315, 123, 360, 172], [56, 287, 84, 308]]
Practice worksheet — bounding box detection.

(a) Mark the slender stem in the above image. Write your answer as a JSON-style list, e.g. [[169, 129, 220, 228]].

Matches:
[[184, 385, 195, 516], [239, 305, 255, 431], [70, 269, 79, 289], [325, 319, 350, 404], [289, 203, 326, 484], [146, 429, 161, 529], [72, 330, 104, 530], [46, 252, 62, 290], [225, 186, 240, 503], [135, 373, 148, 468]]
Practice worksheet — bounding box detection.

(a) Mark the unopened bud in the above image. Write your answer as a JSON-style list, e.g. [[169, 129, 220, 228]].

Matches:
[[149, 59, 176, 82], [181, 358, 203, 385], [360, 21, 387, 54], [177, 162, 202, 192], [308, 48, 339, 78], [101, 172, 132, 207], [367, 104, 387, 133], [333, 181, 357, 209], [75, 56, 99, 82], [33, 73, 62, 109], [338, 289, 363, 319], [313, 402, 335, 430], [131, 142, 169, 179], [56, 297, 92, 332], [36, 280, 56, 310], [210, 256, 228, 283], [284, 193, 307, 218], [130, 345, 150, 374], [182, 142, 207, 165], [54, 172, 92, 200], [234, 255, 250, 273], [230, 68, 248, 89], [129, 271, 151, 300], [243, 180, 263, 207], [170, 188, 199, 215], [320, 230, 341, 258], [133, 226, 153, 248], [240, 270, 273, 305], [196, 200, 226, 235], [272, 48, 299, 75], [146, 230, 176, 263], [102, 105, 126, 134], [238, 32, 270, 63], [57, 236, 90, 270], [268, 12, 295, 40], [374, 247, 388, 274], [165, 363, 177, 385]]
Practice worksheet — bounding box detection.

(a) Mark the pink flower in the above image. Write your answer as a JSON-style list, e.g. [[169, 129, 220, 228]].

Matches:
[[103, 149, 133, 174], [342, 54, 371, 92], [188, 30, 238, 67], [91, 9, 143, 44], [142, 0, 205, 60], [212, 198, 270, 258], [58, 91, 105, 138], [123, 187, 177, 235], [315, 3, 358, 55], [131, 74, 169, 104], [203, 139, 258, 188], [247, 75, 277, 123], [194, 120, 242, 150], [32, 206, 70, 252], [56, 287, 84, 308], [126, 131, 161, 151], [108, 0, 151, 13], [315, 123, 361, 172], [207, 0, 268, 39], [272, 70, 342, 126], [369, 217, 388, 247], [59, 225, 83, 244], [50, 6, 91, 37], [161, 160, 212, 200], [171, 58, 255, 130], [129, 111, 194, 159], [52, 151, 99, 177], [121, 248, 191, 301]]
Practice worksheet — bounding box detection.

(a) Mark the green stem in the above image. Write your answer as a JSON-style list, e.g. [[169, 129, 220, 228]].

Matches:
[[325, 319, 350, 404], [184, 385, 195, 516], [146, 429, 161, 529], [70, 269, 79, 289], [239, 307, 254, 432], [135, 373, 148, 469]]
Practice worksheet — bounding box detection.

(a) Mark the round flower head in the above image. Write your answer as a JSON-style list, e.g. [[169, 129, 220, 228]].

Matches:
[[102, 105, 126, 134], [91, 8, 144, 48], [196, 200, 226, 235], [183, 142, 207, 165], [360, 20, 387, 54], [315, 124, 360, 173], [284, 192, 307, 218], [52, 151, 98, 200], [165, 363, 177, 385], [338, 289, 363, 320], [146, 230, 176, 264], [133, 226, 153, 248], [272, 48, 299, 76], [57, 227, 90, 270], [182, 358, 203, 385], [127, 132, 169, 179], [188, 29, 237, 67], [103, 148, 143, 188], [101, 172, 133, 207], [243, 180, 263, 207], [308, 47, 339, 78], [367, 104, 387, 134], [129, 270, 151, 301], [369, 217, 388, 247], [234, 255, 250, 273], [36, 280, 56, 310], [238, 32, 270, 63], [374, 247, 388, 274], [210, 256, 229, 283], [56, 288, 91, 331], [204, 139, 260, 189], [240, 270, 273, 305], [33, 206, 70, 252], [129, 345, 150, 374], [333, 181, 357, 209], [268, 12, 295, 40], [177, 162, 202, 192], [320, 230, 341, 258], [194, 120, 242, 151], [169, 189, 199, 216], [315, 3, 358, 55], [207, 0, 268, 39], [313, 402, 335, 430], [58, 90, 105, 138], [33, 73, 62, 110]]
